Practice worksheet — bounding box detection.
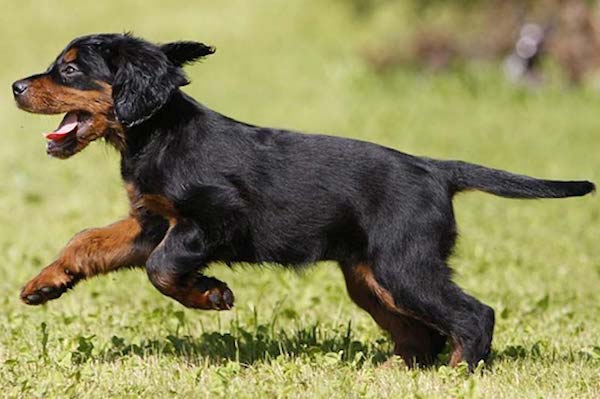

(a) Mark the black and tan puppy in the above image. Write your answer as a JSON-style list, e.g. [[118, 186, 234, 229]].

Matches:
[[12, 33, 594, 370]]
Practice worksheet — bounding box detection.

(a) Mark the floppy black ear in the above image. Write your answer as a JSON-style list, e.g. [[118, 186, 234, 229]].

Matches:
[[111, 37, 189, 127], [161, 41, 215, 66]]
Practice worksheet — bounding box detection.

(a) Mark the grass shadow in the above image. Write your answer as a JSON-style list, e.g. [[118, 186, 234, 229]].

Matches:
[[90, 321, 393, 367], [74, 316, 598, 369]]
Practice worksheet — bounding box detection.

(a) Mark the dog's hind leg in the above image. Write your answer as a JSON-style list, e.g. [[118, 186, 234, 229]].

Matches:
[[371, 247, 495, 371], [146, 219, 234, 310], [341, 262, 447, 367]]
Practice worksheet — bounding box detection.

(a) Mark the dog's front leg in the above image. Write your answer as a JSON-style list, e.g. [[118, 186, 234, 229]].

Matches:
[[146, 219, 234, 310], [20, 216, 165, 305]]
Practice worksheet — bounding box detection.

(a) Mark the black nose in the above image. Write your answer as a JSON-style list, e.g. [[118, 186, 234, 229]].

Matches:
[[12, 80, 29, 96]]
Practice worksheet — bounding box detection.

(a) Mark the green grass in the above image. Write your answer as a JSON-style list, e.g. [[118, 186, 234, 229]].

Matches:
[[1, 1, 599, 397]]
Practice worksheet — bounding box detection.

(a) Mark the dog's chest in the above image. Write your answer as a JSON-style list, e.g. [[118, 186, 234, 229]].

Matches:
[[125, 182, 179, 226]]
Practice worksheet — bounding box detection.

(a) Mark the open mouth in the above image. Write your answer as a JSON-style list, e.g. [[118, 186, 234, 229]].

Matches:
[[44, 111, 92, 157]]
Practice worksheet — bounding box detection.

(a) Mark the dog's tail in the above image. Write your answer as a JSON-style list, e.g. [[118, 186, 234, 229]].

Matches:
[[443, 160, 595, 199]]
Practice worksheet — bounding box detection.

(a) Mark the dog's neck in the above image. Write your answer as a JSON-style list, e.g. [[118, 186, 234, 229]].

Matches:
[[119, 90, 205, 186], [122, 90, 199, 150]]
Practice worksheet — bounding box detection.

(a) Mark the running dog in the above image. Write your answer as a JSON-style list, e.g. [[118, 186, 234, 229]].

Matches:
[[12, 33, 595, 370]]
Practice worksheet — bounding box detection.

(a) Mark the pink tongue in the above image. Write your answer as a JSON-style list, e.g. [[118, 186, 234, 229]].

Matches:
[[44, 113, 79, 141]]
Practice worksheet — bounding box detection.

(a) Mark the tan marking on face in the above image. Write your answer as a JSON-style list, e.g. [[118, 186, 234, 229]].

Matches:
[[24, 76, 113, 114], [63, 48, 78, 63], [17, 75, 125, 155]]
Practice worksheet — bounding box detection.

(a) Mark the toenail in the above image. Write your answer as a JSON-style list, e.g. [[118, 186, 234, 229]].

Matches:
[[42, 287, 63, 299], [208, 291, 220, 304], [223, 290, 234, 304], [26, 293, 42, 304]]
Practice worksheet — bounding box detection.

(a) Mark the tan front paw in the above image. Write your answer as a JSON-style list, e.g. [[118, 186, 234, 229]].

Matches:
[[20, 262, 82, 305], [181, 277, 235, 310]]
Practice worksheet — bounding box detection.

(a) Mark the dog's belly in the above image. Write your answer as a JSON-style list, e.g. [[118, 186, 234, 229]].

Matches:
[[205, 214, 369, 267]]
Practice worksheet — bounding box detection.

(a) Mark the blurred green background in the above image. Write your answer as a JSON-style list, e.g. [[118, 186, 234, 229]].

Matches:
[[0, 1, 599, 398]]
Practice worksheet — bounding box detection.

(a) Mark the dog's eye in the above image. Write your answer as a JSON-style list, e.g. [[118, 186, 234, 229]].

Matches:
[[62, 64, 79, 76]]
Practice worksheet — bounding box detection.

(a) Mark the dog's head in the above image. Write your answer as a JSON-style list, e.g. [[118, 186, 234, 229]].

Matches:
[[12, 33, 214, 158]]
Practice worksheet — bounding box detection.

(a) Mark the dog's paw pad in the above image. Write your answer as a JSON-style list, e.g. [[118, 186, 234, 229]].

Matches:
[[20, 262, 82, 305], [22, 292, 44, 305], [21, 284, 67, 305], [40, 285, 65, 299], [205, 286, 234, 310]]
